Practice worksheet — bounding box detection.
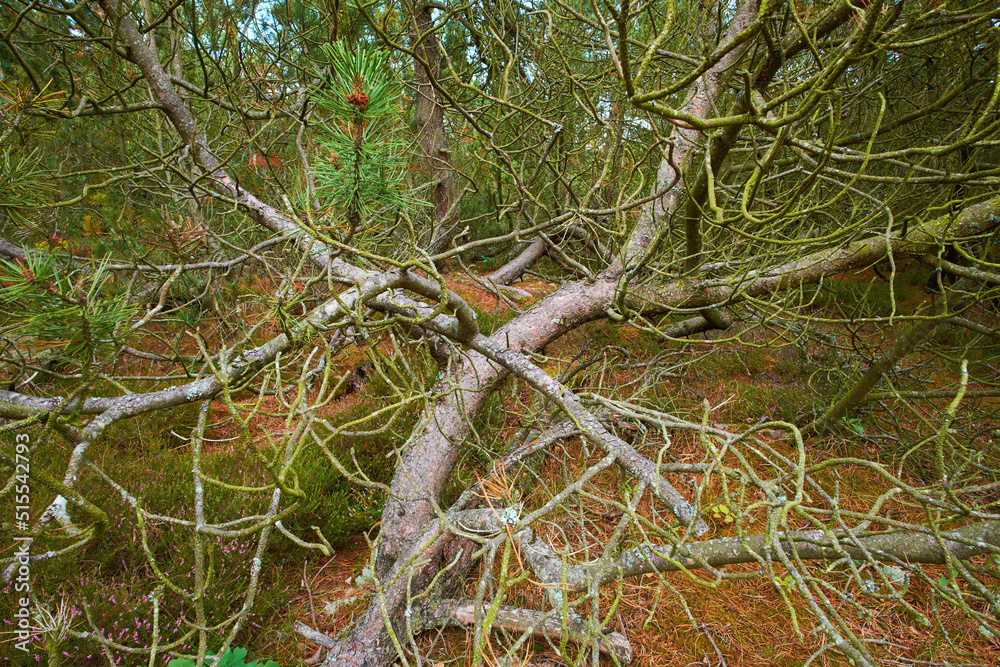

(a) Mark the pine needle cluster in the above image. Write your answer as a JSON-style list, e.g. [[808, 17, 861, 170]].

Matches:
[[0, 253, 135, 362], [311, 43, 423, 244]]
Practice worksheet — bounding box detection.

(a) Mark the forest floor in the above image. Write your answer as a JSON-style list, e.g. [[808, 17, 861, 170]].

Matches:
[[4, 260, 998, 666]]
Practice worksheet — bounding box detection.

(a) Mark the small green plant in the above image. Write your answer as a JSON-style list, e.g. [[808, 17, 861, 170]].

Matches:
[[168, 647, 278, 667], [841, 416, 864, 435], [710, 502, 734, 524]]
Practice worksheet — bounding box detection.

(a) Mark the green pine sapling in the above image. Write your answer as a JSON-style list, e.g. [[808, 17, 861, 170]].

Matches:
[[311, 43, 424, 249]]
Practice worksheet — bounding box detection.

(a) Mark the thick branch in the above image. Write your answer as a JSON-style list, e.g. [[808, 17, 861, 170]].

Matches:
[[522, 521, 1000, 592]]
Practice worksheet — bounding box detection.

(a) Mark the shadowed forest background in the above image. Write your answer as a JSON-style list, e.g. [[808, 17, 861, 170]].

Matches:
[[1, 0, 1000, 665]]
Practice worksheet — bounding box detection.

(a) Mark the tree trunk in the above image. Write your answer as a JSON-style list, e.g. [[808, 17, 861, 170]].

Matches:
[[408, 0, 460, 254], [367, 0, 762, 652]]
